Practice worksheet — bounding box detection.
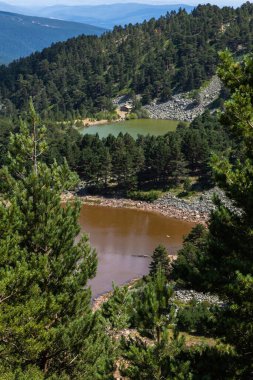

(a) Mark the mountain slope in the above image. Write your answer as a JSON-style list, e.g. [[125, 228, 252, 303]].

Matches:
[[36, 3, 194, 29], [0, 11, 106, 64], [0, 3, 252, 119], [0, 1, 22, 12]]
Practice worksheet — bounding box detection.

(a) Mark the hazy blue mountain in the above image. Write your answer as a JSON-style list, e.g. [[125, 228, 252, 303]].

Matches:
[[0, 1, 19, 12], [0, 1, 32, 14], [22, 3, 195, 29], [0, 11, 106, 64]]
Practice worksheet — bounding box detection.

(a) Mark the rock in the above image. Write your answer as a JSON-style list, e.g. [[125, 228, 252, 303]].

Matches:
[[173, 288, 224, 306], [153, 186, 241, 222], [142, 75, 222, 122]]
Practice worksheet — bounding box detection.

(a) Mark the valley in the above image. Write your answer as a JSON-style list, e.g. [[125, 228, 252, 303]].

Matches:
[[0, 2, 252, 379], [1, 3, 251, 119]]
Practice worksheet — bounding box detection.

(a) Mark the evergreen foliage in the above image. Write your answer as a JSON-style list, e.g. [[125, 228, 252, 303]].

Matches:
[[1, 17, 253, 377], [177, 300, 218, 336], [132, 268, 174, 342], [172, 224, 209, 289], [173, 51, 253, 377], [0, 3, 253, 118], [0, 102, 113, 379], [101, 284, 133, 330], [149, 245, 171, 279], [0, 112, 233, 192], [77, 112, 230, 191], [121, 331, 192, 380], [121, 269, 192, 379]]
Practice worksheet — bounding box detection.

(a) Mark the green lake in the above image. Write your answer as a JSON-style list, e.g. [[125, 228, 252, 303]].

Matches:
[[79, 119, 180, 139]]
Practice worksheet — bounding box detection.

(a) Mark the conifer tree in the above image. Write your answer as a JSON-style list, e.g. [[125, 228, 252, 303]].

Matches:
[[133, 268, 174, 343], [121, 330, 192, 380], [173, 52, 253, 377], [149, 245, 171, 279], [212, 51, 253, 378], [101, 284, 133, 330], [121, 269, 192, 379], [0, 100, 113, 379]]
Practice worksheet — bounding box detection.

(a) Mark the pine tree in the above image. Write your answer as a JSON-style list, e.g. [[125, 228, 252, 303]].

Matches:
[[173, 52, 253, 377], [133, 268, 175, 343], [101, 284, 133, 330], [172, 224, 209, 290], [0, 101, 113, 379], [149, 245, 171, 279], [120, 269, 192, 379], [211, 51, 253, 378], [121, 330, 192, 380]]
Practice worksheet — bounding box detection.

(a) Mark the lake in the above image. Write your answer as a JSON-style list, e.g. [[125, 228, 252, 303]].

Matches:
[[78, 204, 194, 296], [79, 119, 180, 139]]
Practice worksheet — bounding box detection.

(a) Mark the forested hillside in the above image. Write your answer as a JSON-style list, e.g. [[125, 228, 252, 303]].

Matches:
[[0, 0, 253, 373], [0, 111, 233, 192], [0, 2, 253, 119], [1, 52, 253, 378]]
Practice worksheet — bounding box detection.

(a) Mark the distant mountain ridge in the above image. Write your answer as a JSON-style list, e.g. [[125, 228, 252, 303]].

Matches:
[[0, 3, 195, 29], [0, 1, 22, 12], [0, 10, 106, 64], [1, 3, 252, 120], [35, 3, 195, 29]]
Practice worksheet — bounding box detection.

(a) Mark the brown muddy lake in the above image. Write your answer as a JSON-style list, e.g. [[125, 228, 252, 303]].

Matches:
[[79, 204, 195, 297]]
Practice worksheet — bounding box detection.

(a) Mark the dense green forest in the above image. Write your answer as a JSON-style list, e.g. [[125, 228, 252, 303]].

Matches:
[[0, 111, 233, 194], [0, 52, 253, 379], [0, 2, 253, 118], [0, 2, 253, 378]]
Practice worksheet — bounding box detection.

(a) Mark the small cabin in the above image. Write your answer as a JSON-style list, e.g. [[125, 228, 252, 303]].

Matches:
[[120, 104, 132, 113]]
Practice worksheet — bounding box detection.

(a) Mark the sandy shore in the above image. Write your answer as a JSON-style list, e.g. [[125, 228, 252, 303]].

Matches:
[[82, 118, 112, 127], [92, 278, 140, 312], [82, 109, 127, 127]]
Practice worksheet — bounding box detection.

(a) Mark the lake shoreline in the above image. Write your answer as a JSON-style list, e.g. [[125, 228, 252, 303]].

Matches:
[[62, 192, 208, 224], [70, 193, 199, 302], [81, 107, 127, 128], [78, 118, 180, 138]]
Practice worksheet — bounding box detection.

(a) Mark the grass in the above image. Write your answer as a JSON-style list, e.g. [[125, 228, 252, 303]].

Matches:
[[169, 187, 197, 200], [84, 199, 102, 205], [187, 78, 213, 99], [127, 190, 163, 202], [181, 332, 217, 347], [93, 110, 118, 121], [164, 328, 217, 348], [167, 177, 205, 200]]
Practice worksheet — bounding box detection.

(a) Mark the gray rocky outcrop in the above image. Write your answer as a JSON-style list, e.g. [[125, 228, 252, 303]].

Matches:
[[155, 186, 241, 221], [112, 76, 222, 122], [173, 289, 223, 305], [143, 75, 222, 122]]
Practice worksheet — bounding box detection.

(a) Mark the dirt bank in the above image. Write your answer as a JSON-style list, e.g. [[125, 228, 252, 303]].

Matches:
[[82, 108, 128, 127], [61, 192, 208, 224]]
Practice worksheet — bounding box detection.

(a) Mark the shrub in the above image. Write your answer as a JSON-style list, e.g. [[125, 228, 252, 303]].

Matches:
[[126, 112, 138, 120], [177, 300, 219, 335], [127, 190, 161, 202]]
